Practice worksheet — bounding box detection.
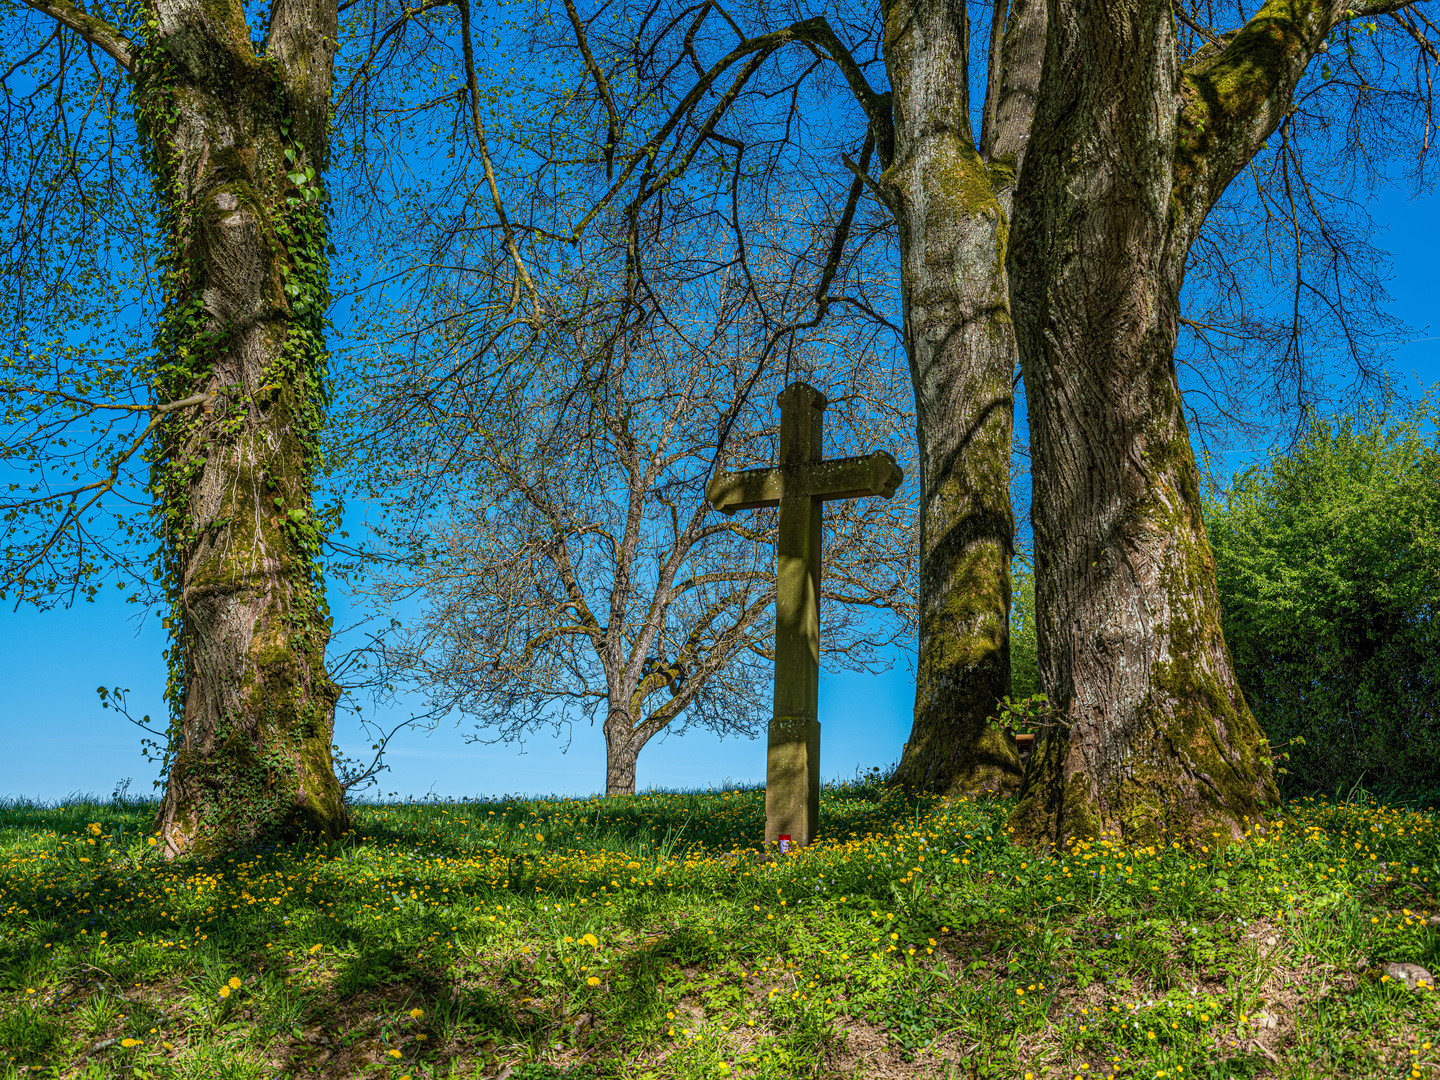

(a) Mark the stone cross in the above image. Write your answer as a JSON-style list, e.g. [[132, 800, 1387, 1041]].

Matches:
[[707, 382, 903, 849]]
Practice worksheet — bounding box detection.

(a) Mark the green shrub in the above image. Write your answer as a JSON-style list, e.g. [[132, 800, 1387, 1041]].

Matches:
[[1206, 390, 1440, 801], [1010, 563, 1038, 700]]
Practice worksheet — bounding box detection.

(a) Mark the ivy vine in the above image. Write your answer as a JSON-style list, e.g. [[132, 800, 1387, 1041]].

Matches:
[[130, 3, 340, 847]]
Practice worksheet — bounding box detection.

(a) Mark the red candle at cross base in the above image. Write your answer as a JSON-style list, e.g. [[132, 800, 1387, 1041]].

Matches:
[[778, 834, 791, 854]]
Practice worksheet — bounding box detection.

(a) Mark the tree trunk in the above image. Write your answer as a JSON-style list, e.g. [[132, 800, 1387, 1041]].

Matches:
[[604, 709, 640, 796], [885, 0, 1045, 795], [147, 0, 346, 855], [1005, 0, 1290, 845]]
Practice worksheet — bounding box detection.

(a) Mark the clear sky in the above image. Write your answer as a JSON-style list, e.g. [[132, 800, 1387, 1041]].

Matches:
[[2, 187, 1435, 804]]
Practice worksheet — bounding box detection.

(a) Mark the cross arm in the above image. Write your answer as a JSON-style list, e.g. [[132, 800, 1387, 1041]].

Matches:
[[707, 466, 782, 515], [805, 451, 903, 501]]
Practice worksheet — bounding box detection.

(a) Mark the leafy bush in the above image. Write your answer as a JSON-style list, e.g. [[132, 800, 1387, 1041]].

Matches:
[[1206, 391, 1440, 800], [995, 693, 1061, 737], [1011, 563, 1039, 700]]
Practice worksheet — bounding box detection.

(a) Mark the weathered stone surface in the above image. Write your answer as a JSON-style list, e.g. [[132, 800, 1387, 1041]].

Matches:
[[1384, 962, 1435, 990], [766, 716, 820, 847], [708, 383, 902, 849]]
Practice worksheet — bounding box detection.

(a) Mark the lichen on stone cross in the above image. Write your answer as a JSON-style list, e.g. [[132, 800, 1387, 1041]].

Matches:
[[706, 381, 903, 849]]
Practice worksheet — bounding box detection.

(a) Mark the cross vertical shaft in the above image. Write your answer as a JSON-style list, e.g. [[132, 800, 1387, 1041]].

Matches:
[[768, 383, 826, 849]]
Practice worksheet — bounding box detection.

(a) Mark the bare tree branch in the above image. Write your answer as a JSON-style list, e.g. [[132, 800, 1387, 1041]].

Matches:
[[19, 0, 132, 71]]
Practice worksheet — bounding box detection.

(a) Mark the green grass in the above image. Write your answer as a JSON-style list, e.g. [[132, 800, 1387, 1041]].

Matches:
[[1, 780, 1438, 1078]]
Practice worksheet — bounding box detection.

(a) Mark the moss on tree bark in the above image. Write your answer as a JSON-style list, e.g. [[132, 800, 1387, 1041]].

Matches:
[[140, 0, 347, 856], [999, 0, 1369, 846], [881, 0, 1045, 796]]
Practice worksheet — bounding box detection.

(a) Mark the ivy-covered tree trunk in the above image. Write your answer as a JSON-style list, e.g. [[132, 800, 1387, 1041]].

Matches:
[[140, 0, 346, 854], [883, 0, 1045, 795], [1003, 0, 1371, 844]]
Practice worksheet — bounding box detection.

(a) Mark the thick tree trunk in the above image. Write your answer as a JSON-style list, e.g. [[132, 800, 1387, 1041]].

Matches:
[[1006, 0, 1283, 845], [604, 709, 640, 796], [148, 0, 346, 855], [885, 0, 1044, 795]]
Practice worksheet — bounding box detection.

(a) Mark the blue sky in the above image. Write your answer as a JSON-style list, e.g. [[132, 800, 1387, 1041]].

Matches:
[[0, 579, 912, 801], [2, 187, 1435, 804]]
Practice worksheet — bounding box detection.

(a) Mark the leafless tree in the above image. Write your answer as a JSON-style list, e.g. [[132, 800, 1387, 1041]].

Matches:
[[343, 196, 916, 795]]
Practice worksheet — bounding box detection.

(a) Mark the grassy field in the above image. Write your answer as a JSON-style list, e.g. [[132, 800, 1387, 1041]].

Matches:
[[1, 780, 1437, 1079]]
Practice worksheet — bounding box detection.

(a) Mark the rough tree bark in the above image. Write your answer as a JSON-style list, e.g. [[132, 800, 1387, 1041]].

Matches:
[[879, 0, 1046, 794], [22, 0, 349, 853], [603, 708, 644, 797], [147, 0, 347, 855], [1004, 0, 1382, 844]]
